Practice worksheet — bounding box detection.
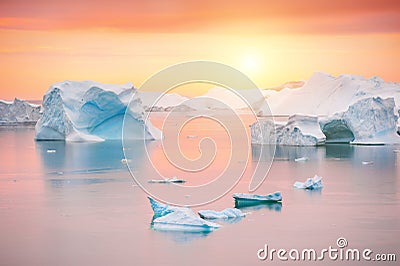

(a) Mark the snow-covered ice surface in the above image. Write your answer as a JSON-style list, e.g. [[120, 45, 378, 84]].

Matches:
[[148, 197, 221, 232], [35, 81, 162, 141], [0, 98, 41, 124], [251, 114, 326, 146], [294, 175, 323, 190], [198, 208, 245, 219], [259, 72, 400, 117], [137, 91, 189, 111]]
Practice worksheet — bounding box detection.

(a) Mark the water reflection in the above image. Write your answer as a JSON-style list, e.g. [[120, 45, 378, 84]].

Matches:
[[35, 140, 155, 174], [48, 178, 119, 188], [252, 144, 322, 162], [152, 229, 211, 244], [325, 144, 354, 159], [235, 202, 282, 212]]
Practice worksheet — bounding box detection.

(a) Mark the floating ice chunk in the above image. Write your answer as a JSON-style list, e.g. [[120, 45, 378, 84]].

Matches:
[[198, 208, 245, 219], [148, 197, 181, 218], [233, 191, 282, 208], [362, 161, 374, 165], [148, 197, 220, 232], [152, 209, 221, 232], [294, 175, 323, 190], [294, 156, 309, 162], [120, 158, 131, 164], [46, 149, 56, 153], [148, 176, 186, 184]]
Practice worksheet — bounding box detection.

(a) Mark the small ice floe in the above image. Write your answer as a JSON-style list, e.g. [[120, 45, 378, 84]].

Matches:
[[46, 149, 56, 153], [186, 135, 198, 139], [198, 208, 245, 220], [148, 176, 186, 184], [362, 161, 374, 165], [233, 191, 282, 208], [120, 158, 131, 164], [148, 197, 220, 232], [295, 157, 309, 162], [294, 175, 323, 190]]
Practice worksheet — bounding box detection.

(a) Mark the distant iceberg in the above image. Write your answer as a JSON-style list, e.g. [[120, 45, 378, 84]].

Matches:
[[148, 176, 186, 184], [35, 81, 162, 141], [198, 208, 245, 219], [251, 115, 326, 146], [294, 175, 323, 190], [258, 72, 400, 117], [148, 197, 220, 232], [0, 98, 41, 124]]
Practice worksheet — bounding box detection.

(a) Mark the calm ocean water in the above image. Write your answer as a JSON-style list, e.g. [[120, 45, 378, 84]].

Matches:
[[0, 114, 399, 265]]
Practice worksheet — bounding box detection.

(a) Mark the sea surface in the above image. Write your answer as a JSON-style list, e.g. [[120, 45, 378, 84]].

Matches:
[[0, 114, 399, 266]]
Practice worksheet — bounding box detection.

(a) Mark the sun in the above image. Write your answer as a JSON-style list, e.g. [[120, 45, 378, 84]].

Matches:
[[242, 55, 259, 71]]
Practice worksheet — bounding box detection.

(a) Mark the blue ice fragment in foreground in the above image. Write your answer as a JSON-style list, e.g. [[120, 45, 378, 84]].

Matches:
[[233, 191, 282, 203], [198, 208, 245, 219], [294, 175, 323, 189], [148, 197, 221, 232]]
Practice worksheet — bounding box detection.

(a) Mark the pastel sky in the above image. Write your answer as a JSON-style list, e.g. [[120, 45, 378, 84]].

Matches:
[[0, 0, 399, 99]]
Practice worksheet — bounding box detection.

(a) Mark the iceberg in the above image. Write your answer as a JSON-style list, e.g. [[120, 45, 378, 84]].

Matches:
[[137, 91, 189, 112], [148, 176, 186, 184], [35, 81, 162, 141], [320, 97, 400, 144], [251, 115, 326, 146], [259, 72, 400, 117], [148, 197, 220, 232], [294, 175, 323, 190], [295, 157, 309, 162], [198, 208, 245, 219], [233, 191, 282, 208], [0, 98, 41, 124], [257, 72, 400, 144]]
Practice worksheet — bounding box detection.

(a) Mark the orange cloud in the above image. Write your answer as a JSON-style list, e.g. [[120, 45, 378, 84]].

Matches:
[[0, 0, 399, 34]]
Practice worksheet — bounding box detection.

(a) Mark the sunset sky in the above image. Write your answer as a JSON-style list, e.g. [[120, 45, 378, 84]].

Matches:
[[0, 0, 399, 100]]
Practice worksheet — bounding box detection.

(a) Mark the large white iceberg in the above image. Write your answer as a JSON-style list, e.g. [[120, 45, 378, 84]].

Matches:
[[35, 81, 162, 141], [255, 72, 400, 145], [0, 98, 41, 124], [259, 72, 400, 117], [148, 197, 220, 232], [251, 115, 326, 146], [320, 97, 400, 144], [198, 208, 245, 219]]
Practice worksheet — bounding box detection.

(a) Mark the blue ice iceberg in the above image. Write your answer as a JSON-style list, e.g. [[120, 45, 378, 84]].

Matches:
[[233, 191, 282, 208], [35, 81, 162, 141], [198, 208, 245, 219], [148, 197, 220, 232], [294, 175, 323, 189]]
